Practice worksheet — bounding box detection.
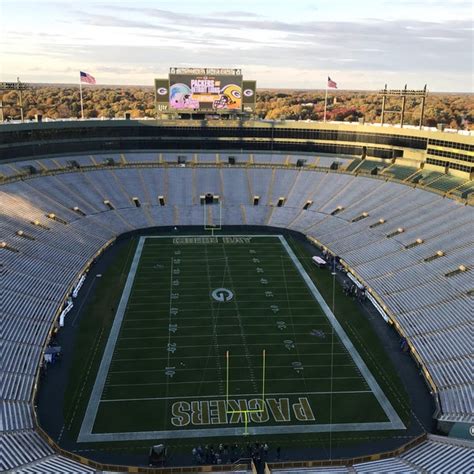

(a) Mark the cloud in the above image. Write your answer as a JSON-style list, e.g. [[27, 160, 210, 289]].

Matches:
[[65, 13, 472, 73], [210, 11, 264, 18], [73, 7, 472, 46], [2, 3, 473, 91], [386, 0, 471, 5], [72, 11, 180, 32]]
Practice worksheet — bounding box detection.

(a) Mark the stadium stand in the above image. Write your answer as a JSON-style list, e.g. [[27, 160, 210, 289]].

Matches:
[[14, 456, 95, 473], [270, 436, 474, 473], [1, 118, 473, 471], [382, 163, 419, 181], [397, 435, 474, 472]]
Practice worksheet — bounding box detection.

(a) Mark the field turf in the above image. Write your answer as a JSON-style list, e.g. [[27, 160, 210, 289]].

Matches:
[[76, 235, 403, 441]]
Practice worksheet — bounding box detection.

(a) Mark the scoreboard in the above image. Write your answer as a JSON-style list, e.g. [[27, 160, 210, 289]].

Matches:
[[169, 73, 242, 111], [155, 67, 256, 114]]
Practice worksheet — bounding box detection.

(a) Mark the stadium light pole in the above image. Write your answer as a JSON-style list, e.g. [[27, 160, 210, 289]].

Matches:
[[0, 79, 31, 122], [79, 77, 84, 120], [323, 82, 329, 123], [17, 77, 24, 123]]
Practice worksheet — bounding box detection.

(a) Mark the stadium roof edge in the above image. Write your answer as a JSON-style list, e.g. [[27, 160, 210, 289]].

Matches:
[[1, 119, 473, 141]]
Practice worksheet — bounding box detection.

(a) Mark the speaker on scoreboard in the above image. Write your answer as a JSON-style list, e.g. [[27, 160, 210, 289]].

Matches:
[[125, 112, 131, 120]]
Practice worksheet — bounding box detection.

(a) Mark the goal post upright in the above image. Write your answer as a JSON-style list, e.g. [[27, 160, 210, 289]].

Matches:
[[226, 350, 229, 407], [225, 349, 267, 436]]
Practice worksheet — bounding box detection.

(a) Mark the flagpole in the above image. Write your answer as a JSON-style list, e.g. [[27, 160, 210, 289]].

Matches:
[[323, 80, 328, 123], [79, 74, 84, 120]]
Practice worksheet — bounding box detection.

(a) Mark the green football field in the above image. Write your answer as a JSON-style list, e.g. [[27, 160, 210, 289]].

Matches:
[[77, 235, 403, 442]]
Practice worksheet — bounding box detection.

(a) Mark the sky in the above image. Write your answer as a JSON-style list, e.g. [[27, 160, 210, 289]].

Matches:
[[1, 0, 473, 91]]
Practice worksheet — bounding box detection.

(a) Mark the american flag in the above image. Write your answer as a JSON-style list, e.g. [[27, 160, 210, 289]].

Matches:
[[327, 76, 337, 89], [80, 71, 96, 84]]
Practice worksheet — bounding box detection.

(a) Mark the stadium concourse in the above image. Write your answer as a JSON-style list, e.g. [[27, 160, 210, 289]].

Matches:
[[1, 121, 473, 472]]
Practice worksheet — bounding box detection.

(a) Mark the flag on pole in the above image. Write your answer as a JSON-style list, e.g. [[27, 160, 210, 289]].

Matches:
[[327, 76, 337, 89], [80, 71, 96, 84], [79, 71, 95, 119]]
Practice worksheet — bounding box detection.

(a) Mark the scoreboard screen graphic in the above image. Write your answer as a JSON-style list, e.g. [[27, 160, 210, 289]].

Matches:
[[169, 74, 243, 111]]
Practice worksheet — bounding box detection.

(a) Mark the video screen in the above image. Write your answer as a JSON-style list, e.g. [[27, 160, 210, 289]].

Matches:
[[169, 74, 242, 111]]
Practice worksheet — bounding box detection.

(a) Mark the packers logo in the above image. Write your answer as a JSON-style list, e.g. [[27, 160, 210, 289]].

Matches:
[[211, 288, 234, 302], [222, 84, 241, 102], [243, 88, 254, 97], [157, 87, 168, 95]]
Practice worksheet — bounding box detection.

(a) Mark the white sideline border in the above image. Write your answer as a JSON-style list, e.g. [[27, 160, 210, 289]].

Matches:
[[78, 235, 404, 442], [78, 236, 145, 443]]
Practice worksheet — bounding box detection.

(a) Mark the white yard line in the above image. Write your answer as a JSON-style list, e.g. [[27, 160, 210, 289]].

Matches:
[[112, 351, 349, 362], [114, 341, 347, 349], [124, 307, 327, 313], [118, 331, 336, 339], [108, 363, 356, 374], [105, 375, 364, 388], [100, 390, 373, 403], [124, 322, 329, 329]]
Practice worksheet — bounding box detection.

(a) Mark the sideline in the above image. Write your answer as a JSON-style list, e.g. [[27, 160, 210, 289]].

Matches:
[[78, 237, 145, 442], [278, 235, 404, 431]]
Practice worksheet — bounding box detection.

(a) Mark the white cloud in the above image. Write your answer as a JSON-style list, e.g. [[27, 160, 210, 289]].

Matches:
[[1, 2, 473, 91]]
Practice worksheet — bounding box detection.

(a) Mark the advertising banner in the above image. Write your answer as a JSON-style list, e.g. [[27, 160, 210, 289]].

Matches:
[[154, 78, 170, 112], [242, 80, 257, 112]]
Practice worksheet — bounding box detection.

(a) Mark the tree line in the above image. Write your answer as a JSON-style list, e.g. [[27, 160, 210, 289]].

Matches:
[[1, 85, 473, 129]]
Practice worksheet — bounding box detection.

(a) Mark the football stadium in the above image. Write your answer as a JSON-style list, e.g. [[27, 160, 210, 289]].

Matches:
[[1, 102, 473, 473], [1, 29, 474, 472]]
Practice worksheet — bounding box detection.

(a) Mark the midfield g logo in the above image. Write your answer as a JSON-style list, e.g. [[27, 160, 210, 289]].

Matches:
[[211, 288, 234, 303]]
